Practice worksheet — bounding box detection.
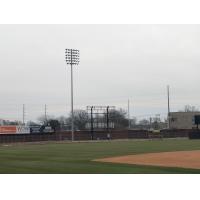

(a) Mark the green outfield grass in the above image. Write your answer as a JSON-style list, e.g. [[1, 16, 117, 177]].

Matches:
[[0, 138, 200, 173]]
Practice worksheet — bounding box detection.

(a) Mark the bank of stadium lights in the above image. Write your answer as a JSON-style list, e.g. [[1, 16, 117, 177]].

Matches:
[[65, 49, 80, 65], [65, 49, 80, 141]]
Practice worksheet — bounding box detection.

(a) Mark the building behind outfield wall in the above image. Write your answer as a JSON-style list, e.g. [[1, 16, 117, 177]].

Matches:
[[170, 112, 200, 129]]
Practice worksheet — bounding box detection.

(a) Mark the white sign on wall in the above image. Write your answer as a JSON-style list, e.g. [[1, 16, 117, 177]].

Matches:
[[16, 126, 30, 134]]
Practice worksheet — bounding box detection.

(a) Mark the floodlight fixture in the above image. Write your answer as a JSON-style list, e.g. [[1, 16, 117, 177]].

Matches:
[[65, 49, 80, 65]]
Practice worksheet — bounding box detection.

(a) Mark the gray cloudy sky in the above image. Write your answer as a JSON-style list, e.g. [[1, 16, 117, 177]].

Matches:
[[0, 25, 199, 122]]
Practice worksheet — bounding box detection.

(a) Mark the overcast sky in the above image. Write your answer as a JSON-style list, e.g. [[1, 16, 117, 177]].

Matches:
[[0, 24, 199, 122]]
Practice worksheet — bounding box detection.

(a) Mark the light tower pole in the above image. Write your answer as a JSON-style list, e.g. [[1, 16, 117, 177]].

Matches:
[[22, 104, 25, 125], [65, 49, 80, 141], [128, 99, 130, 129], [167, 85, 170, 129], [45, 104, 47, 124]]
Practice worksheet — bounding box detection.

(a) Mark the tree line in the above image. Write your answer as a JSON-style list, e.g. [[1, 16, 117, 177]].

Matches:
[[0, 105, 199, 131]]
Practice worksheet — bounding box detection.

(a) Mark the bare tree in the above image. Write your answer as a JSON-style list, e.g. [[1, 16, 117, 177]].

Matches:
[[130, 117, 137, 128], [109, 109, 129, 128], [68, 109, 89, 130], [181, 105, 199, 112], [37, 115, 54, 125], [49, 119, 61, 132], [57, 116, 68, 126], [138, 119, 150, 126]]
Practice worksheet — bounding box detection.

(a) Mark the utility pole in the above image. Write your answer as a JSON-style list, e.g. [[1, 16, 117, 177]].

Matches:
[[22, 104, 25, 125], [106, 106, 110, 133], [45, 104, 47, 124], [128, 99, 130, 129], [167, 85, 170, 129], [149, 117, 152, 130], [65, 49, 80, 141], [90, 106, 94, 140]]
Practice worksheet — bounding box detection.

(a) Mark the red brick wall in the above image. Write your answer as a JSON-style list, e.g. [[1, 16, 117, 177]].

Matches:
[[0, 129, 191, 143]]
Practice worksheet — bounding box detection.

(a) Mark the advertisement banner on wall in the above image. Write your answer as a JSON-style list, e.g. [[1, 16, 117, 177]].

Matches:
[[0, 126, 17, 134], [0, 126, 30, 134]]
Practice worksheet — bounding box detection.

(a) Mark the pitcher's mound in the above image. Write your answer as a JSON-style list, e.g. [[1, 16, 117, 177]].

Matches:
[[94, 150, 200, 169]]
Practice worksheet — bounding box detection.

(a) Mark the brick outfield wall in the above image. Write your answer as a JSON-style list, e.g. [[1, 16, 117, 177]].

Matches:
[[0, 129, 196, 143], [160, 129, 190, 138], [62, 129, 191, 140]]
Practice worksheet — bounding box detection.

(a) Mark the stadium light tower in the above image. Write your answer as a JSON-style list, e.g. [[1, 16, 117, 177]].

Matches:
[[167, 85, 170, 129], [65, 49, 80, 141]]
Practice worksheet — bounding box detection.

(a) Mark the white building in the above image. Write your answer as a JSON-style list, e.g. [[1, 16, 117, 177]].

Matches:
[[170, 112, 200, 129], [0, 119, 4, 125]]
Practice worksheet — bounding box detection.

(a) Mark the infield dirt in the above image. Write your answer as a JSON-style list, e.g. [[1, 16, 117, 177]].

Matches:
[[94, 150, 200, 169]]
